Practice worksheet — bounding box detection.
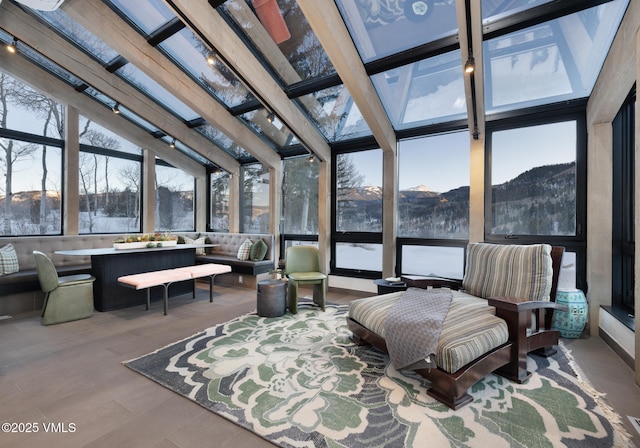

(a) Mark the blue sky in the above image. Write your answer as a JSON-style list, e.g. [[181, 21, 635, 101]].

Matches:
[[348, 122, 576, 193]]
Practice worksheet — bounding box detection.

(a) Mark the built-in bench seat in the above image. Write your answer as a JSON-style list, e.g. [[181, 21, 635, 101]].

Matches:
[[0, 235, 116, 316], [177, 232, 275, 288], [0, 232, 276, 316]]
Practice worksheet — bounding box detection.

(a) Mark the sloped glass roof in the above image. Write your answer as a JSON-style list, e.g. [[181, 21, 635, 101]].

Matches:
[[0, 0, 630, 170]]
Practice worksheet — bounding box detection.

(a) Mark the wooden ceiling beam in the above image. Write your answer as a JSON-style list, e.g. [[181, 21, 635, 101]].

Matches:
[[61, 0, 281, 169], [0, 44, 204, 178], [296, 0, 397, 155], [0, 0, 240, 176], [166, 0, 331, 163]]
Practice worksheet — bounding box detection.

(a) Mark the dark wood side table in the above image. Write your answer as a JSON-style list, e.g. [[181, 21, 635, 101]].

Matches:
[[374, 278, 408, 295]]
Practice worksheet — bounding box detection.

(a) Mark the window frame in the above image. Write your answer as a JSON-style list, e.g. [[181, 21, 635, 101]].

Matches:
[[331, 145, 383, 279], [611, 88, 635, 314], [484, 105, 588, 291]]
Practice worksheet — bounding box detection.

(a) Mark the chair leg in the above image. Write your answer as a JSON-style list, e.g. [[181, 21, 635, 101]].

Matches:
[[312, 280, 326, 311], [41, 292, 50, 317], [288, 280, 298, 314]]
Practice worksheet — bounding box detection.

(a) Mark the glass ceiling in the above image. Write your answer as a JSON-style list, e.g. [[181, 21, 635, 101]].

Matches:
[[0, 0, 630, 170]]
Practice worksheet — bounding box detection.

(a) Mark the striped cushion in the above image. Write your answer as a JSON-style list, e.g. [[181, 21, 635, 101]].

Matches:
[[348, 289, 509, 373], [462, 243, 552, 301]]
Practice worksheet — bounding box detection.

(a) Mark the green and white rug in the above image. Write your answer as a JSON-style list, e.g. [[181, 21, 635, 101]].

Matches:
[[124, 304, 633, 447]]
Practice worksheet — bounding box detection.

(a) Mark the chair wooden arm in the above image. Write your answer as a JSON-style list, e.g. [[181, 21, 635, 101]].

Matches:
[[486, 296, 568, 383], [401, 275, 462, 290]]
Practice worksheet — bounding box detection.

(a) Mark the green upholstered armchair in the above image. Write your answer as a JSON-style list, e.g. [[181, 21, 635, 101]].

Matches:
[[33, 251, 96, 325], [284, 246, 326, 314]]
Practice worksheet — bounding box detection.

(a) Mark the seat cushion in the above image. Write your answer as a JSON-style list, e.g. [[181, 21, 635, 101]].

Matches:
[[462, 243, 553, 301], [288, 271, 326, 281], [348, 289, 509, 374]]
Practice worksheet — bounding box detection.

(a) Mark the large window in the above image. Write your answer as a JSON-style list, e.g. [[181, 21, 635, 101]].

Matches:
[[79, 118, 142, 234], [333, 148, 383, 276], [489, 120, 577, 236], [397, 131, 469, 278], [282, 156, 319, 235], [0, 73, 63, 235], [241, 163, 269, 233], [486, 111, 586, 291], [335, 150, 382, 232], [398, 132, 469, 239], [155, 162, 195, 232], [209, 169, 230, 232]]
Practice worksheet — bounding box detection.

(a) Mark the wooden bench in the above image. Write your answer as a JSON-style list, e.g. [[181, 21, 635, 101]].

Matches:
[[118, 264, 231, 315]]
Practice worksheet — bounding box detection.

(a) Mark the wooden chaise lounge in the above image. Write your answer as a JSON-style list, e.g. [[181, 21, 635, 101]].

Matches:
[[347, 243, 565, 410]]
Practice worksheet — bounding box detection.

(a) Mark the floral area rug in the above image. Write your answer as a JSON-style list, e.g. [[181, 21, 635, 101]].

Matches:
[[124, 304, 634, 447]]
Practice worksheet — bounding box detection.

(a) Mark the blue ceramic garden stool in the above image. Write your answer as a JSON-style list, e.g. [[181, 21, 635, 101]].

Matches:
[[551, 289, 588, 338]]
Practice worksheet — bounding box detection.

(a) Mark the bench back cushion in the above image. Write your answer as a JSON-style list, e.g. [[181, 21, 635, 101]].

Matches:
[[0, 235, 117, 272], [462, 243, 553, 301]]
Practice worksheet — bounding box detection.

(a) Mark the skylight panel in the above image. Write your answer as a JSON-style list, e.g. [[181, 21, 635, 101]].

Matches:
[[115, 63, 200, 122], [30, 8, 119, 64], [371, 49, 467, 130], [106, 0, 176, 36], [484, 0, 629, 114], [335, 0, 458, 63], [295, 84, 372, 142], [158, 27, 255, 108]]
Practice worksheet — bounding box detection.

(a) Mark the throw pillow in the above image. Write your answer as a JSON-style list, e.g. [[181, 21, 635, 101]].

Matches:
[[184, 235, 207, 255], [249, 238, 268, 261], [237, 238, 253, 261], [0, 243, 19, 276]]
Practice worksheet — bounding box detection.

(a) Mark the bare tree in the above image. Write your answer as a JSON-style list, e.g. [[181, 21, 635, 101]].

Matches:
[[79, 126, 121, 222], [0, 73, 40, 234], [79, 152, 95, 232], [8, 77, 64, 233]]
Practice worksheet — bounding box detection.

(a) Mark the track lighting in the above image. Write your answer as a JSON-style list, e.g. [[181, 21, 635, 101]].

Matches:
[[266, 112, 275, 124], [206, 52, 216, 66], [112, 102, 120, 114], [6, 37, 17, 54], [170, 138, 176, 148], [308, 154, 314, 163], [464, 56, 475, 74]]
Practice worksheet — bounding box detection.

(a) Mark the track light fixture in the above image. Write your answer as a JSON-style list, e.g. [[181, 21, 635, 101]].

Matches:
[[6, 37, 18, 54], [170, 138, 176, 148], [112, 102, 120, 114], [464, 56, 475, 74], [206, 52, 216, 66], [266, 112, 275, 124], [308, 154, 314, 163]]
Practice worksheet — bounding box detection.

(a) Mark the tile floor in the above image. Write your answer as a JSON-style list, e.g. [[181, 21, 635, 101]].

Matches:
[[0, 284, 638, 447]]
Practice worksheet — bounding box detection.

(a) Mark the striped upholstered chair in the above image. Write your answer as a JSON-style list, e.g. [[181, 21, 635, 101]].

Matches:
[[347, 243, 565, 410]]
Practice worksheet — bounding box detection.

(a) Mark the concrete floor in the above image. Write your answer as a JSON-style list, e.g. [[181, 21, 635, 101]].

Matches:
[[0, 284, 638, 447]]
